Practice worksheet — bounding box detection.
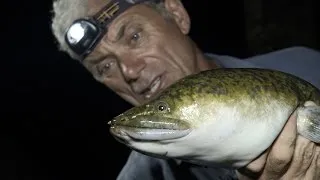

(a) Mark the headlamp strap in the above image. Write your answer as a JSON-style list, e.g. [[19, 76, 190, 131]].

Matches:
[[92, 0, 133, 28]]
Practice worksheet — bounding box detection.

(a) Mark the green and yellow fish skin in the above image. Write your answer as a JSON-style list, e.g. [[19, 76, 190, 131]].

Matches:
[[112, 68, 319, 128], [109, 68, 320, 168]]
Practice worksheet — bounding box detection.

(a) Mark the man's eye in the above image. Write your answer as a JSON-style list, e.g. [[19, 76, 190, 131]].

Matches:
[[131, 32, 140, 42], [97, 62, 112, 75]]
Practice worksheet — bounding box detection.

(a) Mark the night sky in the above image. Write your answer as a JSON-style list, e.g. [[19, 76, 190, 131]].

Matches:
[[4, 0, 317, 179]]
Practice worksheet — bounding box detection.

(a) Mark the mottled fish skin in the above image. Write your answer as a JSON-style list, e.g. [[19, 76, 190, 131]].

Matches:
[[111, 68, 320, 127], [158, 68, 319, 108], [109, 68, 320, 168]]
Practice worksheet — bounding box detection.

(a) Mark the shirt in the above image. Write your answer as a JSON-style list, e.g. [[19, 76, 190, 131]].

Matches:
[[116, 46, 320, 180]]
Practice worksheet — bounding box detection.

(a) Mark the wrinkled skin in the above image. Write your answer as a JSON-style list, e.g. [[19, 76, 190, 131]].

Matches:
[[82, 0, 320, 179], [82, 0, 216, 106]]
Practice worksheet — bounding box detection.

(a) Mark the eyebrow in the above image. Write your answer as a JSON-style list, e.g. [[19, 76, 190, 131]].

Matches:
[[111, 15, 141, 42], [83, 55, 104, 65], [113, 24, 126, 42], [83, 16, 141, 64], [86, 25, 126, 63]]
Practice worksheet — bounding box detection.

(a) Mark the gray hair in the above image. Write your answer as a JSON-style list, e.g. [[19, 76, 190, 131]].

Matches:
[[50, 0, 170, 61]]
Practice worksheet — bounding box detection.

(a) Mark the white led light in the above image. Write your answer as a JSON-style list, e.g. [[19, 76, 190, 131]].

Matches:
[[67, 23, 85, 44]]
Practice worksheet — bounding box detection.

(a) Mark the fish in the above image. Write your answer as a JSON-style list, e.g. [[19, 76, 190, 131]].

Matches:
[[108, 68, 320, 168]]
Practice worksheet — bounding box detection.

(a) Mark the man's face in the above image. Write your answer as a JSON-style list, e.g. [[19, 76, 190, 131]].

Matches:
[[83, 0, 198, 106]]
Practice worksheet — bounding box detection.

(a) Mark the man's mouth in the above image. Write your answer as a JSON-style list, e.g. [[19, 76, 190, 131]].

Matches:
[[143, 76, 162, 99]]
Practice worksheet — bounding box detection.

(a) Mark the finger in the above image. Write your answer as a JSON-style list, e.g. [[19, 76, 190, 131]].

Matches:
[[237, 149, 270, 178], [285, 135, 315, 177], [245, 150, 269, 173], [237, 151, 269, 179], [316, 145, 320, 178], [304, 144, 320, 179], [261, 111, 297, 179]]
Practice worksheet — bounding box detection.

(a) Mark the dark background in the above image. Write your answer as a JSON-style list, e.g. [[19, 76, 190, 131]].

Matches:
[[2, 0, 319, 179]]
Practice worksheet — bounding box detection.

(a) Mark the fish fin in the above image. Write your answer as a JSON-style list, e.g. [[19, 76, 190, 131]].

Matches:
[[297, 101, 320, 143]]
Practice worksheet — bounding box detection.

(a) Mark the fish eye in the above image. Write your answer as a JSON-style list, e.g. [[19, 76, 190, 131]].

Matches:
[[158, 105, 166, 111], [155, 101, 170, 112]]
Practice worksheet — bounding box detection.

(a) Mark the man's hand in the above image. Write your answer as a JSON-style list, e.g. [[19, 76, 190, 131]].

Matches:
[[236, 111, 320, 180]]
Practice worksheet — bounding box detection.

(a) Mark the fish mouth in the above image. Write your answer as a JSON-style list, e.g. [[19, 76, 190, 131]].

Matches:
[[108, 115, 191, 141]]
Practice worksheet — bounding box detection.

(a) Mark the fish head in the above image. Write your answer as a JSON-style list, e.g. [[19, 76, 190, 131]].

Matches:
[[108, 85, 215, 160], [110, 97, 192, 140], [109, 91, 194, 137]]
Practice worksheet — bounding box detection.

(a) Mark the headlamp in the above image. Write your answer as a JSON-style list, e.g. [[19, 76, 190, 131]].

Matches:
[[64, 0, 160, 60], [65, 18, 103, 58]]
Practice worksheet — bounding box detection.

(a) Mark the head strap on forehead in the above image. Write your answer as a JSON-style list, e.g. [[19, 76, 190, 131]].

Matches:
[[65, 0, 161, 60], [93, 0, 146, 28]]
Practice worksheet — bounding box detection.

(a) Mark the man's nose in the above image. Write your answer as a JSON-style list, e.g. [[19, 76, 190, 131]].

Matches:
[[119, 56, 146, 82]]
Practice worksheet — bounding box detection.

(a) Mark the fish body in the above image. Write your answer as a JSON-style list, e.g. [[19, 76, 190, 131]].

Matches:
[[109, 68, 320, 168]]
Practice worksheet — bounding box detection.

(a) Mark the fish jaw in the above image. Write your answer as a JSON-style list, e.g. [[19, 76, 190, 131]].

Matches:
[[109, 114, 192, 141]]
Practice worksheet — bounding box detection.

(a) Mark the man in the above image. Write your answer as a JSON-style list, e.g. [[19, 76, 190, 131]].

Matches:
[[50, 0, 320, 179]]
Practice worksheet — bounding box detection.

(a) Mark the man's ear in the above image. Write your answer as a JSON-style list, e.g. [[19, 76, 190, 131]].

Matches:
[[164, 0, 191, 34]]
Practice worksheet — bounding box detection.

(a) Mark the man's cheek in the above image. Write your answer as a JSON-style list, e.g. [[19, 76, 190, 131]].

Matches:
[[108, 80, 130, 93]]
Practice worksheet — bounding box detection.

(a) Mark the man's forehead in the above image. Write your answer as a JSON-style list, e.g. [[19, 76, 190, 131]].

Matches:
[[87, 0, 156, 16], [88, 0, 112, 16], [87, 0, 157, 28]]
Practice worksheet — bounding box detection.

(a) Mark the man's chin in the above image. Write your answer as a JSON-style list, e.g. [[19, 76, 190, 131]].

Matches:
[[122, 95, 154, 106], [119, 77, 168, 106], [117, 93, 142, 107], [142, 91, 163, 104]]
